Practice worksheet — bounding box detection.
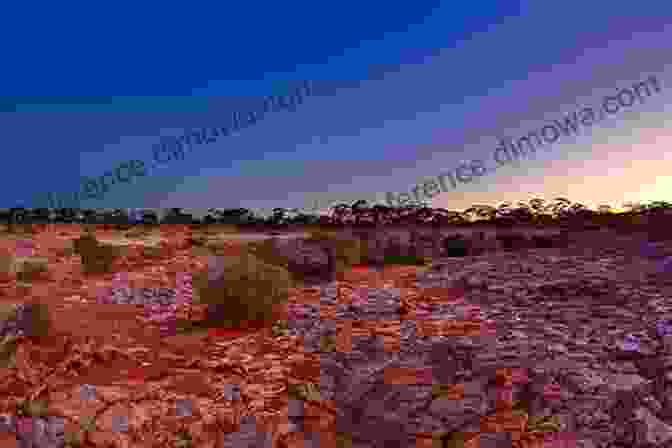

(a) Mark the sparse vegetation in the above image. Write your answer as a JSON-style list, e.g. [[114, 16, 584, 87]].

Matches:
[[15, 257, 50, 282], [73, 233, 122, 275], [381, 254, 428, 266], [242, 238, 288, 268], [124, 227, 152, 239], [141, 245, 165, 260], [0, 199, 670, 446], [0, 334, 19, 368], [15, 397, 49, 418], [17, 300, 54, 338], [0, 251, 16, 277], [61, 414, 98, 447], [192, 252, 292, 328], [317, 233, 365, 267], [73, 233, 99, 256], [187, 235, 208, 246], [175, 428, 194, 448]]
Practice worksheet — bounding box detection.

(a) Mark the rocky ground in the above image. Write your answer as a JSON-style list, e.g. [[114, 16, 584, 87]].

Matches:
[[275, 235, 672, 448], [1, 228, 672, 447]]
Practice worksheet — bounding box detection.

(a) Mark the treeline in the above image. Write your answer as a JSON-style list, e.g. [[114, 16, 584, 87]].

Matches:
[[2, 198, 672, 230]]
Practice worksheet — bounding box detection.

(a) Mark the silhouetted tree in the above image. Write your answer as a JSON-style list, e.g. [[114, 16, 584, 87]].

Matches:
[[330, 204, 352, 226]]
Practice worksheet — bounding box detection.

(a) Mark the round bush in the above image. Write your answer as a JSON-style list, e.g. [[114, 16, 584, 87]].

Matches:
[[73, 234, 98, 255], [193, 252, 292, 328]]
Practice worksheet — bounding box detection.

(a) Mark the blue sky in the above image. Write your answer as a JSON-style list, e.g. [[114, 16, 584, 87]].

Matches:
[[3, 1, 671, 218]]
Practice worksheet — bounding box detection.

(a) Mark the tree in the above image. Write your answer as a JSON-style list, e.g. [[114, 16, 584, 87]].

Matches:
[[139, 210, 159, 225], [351, 200, 370, 226], [430, 208, 464, 226], [412, 205, 437, 224], [528, 198, 546, 215], [30, 208, 51, 224], [161, 208, 195, 224], [53, 208, 77, 223], [597, 204, 613, 215], [6, 207, 28, 232], [330, 204, 352, 226], [202, 209, 219, 225], [369, 204, 392, 226], [622, 201, 646, 214], [509, 203, 534, 223], [267, 208, 289, 227], [463, 205, 497, 222], [643, 201, 672, 215], [211, 208, 253, 225], [290, 211, 320, 225], [461, 207, 480, 222], [495, 202, 514, 220], [81, 209, 98, 224], [526, 198, 553, 225]]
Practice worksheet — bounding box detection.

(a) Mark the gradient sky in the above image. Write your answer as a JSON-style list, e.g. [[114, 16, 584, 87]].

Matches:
[[3, 1, 671, 219]]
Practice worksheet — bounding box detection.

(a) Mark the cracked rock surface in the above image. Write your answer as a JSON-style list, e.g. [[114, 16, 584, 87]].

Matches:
[[279, 236, 672, 447]]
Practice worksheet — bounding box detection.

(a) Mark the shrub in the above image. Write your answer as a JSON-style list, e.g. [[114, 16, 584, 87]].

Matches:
[[73, 234, 99, 256], [0, 334, 19, 368], [55, 245, 76, 258], [192, 252, 292, 328], [382, 254, 427, 266], [16, 397, 49, 418], [141, 245, 165, 260], [82, 245, 119, 274], [7, 223, 35, 235], [255, 233, 354, 265], [308, 231, 372, 274], [113, 222, 134, 231], [11, 301, 53, 338], [353, 232, 386, 266], [125, 227, 151, 239], [326, 235, 364, 267], [16, 257, 50, 282], [187, 236, 208, 247], [287, 242, 340, 285], [307, 229, 336, 240], [76, 236, 121, 275], [248, 237, 339, 285], [0, 252, 16, 277], [244, 238, 289, 269]]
